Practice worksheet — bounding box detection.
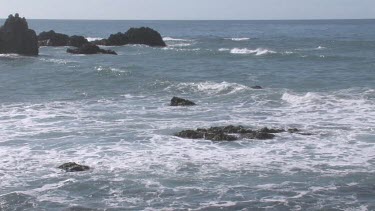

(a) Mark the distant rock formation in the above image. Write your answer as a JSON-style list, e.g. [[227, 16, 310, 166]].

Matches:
[[58, 162, 90, 172], [92, 27, 166, 47], [170, 97, 196, 106], [38, 31, 89, 47], [38, 30, 70, 46], [67, 43, 117, 55], [0, 13, 38, 55]]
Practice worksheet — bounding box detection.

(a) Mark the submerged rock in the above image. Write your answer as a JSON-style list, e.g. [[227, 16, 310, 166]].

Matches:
[[67, 43, 117, 55], [175, 125, 308, 141], [170, 97, 196, 106], [251, 85, 263, 89], [0, 13, 38, 55], [58, 162, 90, 172], [93, 27, 166, 47]]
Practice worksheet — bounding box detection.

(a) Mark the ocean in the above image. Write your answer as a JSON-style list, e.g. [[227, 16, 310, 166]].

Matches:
[[0, 19, 374, 210]]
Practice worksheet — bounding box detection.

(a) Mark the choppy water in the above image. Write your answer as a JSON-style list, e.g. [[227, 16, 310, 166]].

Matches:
[[0, 20, 374, 210]]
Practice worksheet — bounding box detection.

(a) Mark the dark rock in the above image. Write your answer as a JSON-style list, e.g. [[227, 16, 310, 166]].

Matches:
[[288, 128, 300, 133], [58, 162, 90, 172], [67, 43, 117, 55], [170, 97, 196, 106], [125, 27, 166, 47], [204, 132, 238, 141], [102, 27, 166, 47], [38, 30, 70, 46], [175, 130, 204, 139], [251, 85, 263, 89], [0, 13, 38, 55], [243, 132, 276, 140], [68, 35, 89, 47], [259, 127, 285, 133]]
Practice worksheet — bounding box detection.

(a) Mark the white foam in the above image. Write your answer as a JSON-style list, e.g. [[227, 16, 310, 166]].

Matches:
[[163, 37, 190, 42], [225, 37, 250, 41], [230, 48, 276, 56], [165, 81, 250, 95], [168, 43, 191, 47], [86, 37, 104, 42], [316, 46, 326, 50], [218, 48, 230, 52]]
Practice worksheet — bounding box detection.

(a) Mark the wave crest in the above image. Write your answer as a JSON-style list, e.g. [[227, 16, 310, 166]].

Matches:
[[230, 48, 276, 56], [166, 81, 250, 95], [225, 37, 250, 41]]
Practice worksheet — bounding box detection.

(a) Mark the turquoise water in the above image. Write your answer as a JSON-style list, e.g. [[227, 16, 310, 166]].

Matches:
[[0, 20, 374, 210]]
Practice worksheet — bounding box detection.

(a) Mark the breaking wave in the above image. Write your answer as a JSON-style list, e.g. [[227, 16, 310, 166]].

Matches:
[[230, 48, 276, 56], [165, 81, 250, 95]]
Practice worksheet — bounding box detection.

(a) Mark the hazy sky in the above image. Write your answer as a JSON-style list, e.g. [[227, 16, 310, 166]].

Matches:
[[1, 0, 374, 20]]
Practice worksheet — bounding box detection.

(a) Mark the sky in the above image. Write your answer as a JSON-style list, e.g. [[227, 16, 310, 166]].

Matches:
[[1, 0, 375, 20]]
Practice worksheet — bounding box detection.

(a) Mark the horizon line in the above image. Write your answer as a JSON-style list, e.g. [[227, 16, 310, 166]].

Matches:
[[1, 17, 375, 21]]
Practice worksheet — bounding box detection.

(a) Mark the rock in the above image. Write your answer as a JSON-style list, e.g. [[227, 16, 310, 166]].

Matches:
[[259, 127, 285, 133], [38, 31, 89, 47], [175, 130, 204, 139], [0, 13, 38, 55], [170, 97, 196, 106], [99, 27, 166, 47], [125, 27, 166, 47], [243, 132, 276, 140], [58, 162, 90, 172], [67, 43, 117, 55], [251, 85, 263, 89], [38, 30, 70, 46], [68, 35, 89, 47]]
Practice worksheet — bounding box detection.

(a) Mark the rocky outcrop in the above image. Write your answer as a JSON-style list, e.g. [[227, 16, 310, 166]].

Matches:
[[38, 31, 89, 47], [175, 125, 310, 141], [170, 97, 196, 106], [92, 27, 166, 47], [0, 13, 38, 55], [251, 85, 263, 89], [68, 35, 89, 47], [67, 43, 117, 55], [38, 30, 70, 46], [58, 162, 90, 172]]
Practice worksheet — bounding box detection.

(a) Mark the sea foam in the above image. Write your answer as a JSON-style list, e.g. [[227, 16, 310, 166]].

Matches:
[[230, 48, 276, 56]]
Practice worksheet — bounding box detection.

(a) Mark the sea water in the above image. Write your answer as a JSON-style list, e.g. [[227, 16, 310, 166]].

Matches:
[[0, 20, 374, 210]]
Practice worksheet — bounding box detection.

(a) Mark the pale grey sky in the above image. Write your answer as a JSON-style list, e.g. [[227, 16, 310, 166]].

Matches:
[[1, 0, 374, 20]]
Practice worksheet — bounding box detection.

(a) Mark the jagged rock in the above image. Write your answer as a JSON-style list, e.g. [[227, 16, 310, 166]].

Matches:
[[0, 13, 38, 55], [251, 85, 263, 89], [259, 127, 285, 133], [38, 30, 70, 46], [175, 125, 308, 141], [170, 97, 196, 106], [243, 132, 276, 140], [95, 27, 166, 47], [68, 35, 89, 47], [58, 162, 90, 172], [67, 43, 117, 55], [38, 31, 89, 47]]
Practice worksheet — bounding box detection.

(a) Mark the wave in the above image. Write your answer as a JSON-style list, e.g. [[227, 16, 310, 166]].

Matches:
[[225, 37, 250, 41], [230, 48, 276, 56], [168, 43, 192, 47], [86, 37, 104, 42], [165, 81, 250, 95], [163, 37, 190, 42]]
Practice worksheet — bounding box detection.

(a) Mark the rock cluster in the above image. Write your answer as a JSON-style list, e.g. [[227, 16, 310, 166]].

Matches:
[[38, 30, 89, 47], [67, 43, 117, 55], [175, 125, 306, 141], [92, 27, 166, 47], [170, 97, 196, 106], [0, 13, 38, 55], [58, 162, 90, 172]]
